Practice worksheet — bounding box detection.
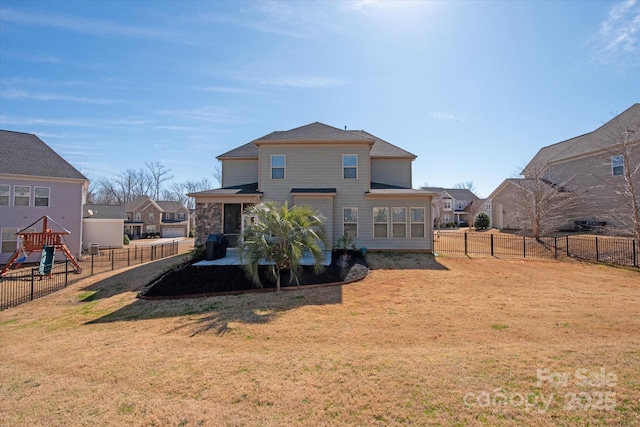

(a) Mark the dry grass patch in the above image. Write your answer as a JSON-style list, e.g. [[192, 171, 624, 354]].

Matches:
[[1, 253, 639, 426]]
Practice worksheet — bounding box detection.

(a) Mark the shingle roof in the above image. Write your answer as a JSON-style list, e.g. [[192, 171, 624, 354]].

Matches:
[[0, 130, 87, 180], [369, 182, 438, 196], [348, 130, 416, 158], [156, 201, 186, 212], [524, 103, 640, 173], [83, 204, 128, 219], [442, 188, 480, 201], [187, 182, 261, 197], [217, 122, 414, 160], [290, 188, 337, 194]]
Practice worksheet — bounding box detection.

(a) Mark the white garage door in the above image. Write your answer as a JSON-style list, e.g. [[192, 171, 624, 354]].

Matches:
[[162, 228, 184, 238]]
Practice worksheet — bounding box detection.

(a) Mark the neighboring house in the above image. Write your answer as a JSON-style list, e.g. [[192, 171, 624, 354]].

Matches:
[[83, 204, 128, 249], [0, 130, 88, 264], [489, 103, 640, 235], [124, 196, 190, 239], [189, 122, 436, 251], [425, 187, 482, 227]]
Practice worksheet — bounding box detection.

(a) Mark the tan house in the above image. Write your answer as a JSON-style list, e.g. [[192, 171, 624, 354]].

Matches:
[[489, 103, 640, 235], [189, 122, 437, 251], [124, 196, 190, 239]]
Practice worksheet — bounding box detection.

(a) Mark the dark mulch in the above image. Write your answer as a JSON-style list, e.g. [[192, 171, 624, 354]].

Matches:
[[139, 250, 368, 298]]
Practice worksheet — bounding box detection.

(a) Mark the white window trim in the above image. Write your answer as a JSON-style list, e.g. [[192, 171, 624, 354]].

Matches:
[[34, 186, 50, 207], [135, 212, 141, 221], [410, 207, 426, 238], [14, 185, 31, 207], [1, 228, 19, 254], [373, 207, 389, 239], [0, 185, 10, 206], [343, 207, 358, 238], [271, 154, 286, 180], [392, 207, 407, 239], [165, 213, 171, 220], [343, 154, 358, 179], [612, 155, 624, 176]]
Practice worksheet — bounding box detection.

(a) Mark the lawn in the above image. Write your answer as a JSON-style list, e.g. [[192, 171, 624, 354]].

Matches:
[[0, 253, 639, 426]]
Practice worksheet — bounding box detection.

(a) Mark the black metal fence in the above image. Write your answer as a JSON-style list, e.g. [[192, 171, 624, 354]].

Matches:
[[1, 241, 181, 311], [434, 232, 639, 268]]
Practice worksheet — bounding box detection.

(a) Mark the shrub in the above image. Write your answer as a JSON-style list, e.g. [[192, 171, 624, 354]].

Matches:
[[123, 234, 130, 245], [474, 212, 491, 230]]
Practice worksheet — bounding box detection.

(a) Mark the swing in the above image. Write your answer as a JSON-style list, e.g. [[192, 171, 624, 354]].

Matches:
[[16, 247, 28, 264]]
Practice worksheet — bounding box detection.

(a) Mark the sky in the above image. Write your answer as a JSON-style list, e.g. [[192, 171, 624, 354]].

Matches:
[[1, 0, 639, 198]]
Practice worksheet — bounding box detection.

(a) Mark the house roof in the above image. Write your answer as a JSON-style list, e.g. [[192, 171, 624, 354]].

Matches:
[[83, 204, 128, 220], [187, 182, 261, 197], [442, 188, 480, 201], [156, 201, 186, 212], [291, 188, 337, 194], [524, 103, 640, 174], [217, 122, 415, 160], [0, 130, 87, 180], [368, 182, 438, 196]]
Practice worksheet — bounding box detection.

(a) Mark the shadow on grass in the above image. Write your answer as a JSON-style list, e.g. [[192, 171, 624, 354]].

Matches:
[[365, 252, 449, 271], [85, 284, 343, 336]]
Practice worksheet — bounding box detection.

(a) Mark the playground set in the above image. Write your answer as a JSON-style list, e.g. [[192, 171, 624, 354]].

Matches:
[[1, 216, 82, 277]]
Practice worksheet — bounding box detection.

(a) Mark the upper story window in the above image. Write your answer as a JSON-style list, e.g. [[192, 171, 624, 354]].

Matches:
[[149, 212, 155, 220], [135, 212, 141, 221], [443, 199, 452, 210], [0, 185, 9, 206], [127, 213, 132, 221], [271, 155, 285, 179], [343, 154, 357, 179], [485, 203, 491, 211], [612, 155, 624, 176], [14, 186, 30, 206], [165, 213, 171, 220], [455, 201, 466, 210], [34, 187, 50, 207]]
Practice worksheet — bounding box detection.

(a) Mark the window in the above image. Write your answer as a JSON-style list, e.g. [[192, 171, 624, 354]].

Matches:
[[612, 155, 624, 176], [343, 154, 357, 179], [165, 213, 171, 220], [146, 225, 156, 234], [1, 228, 19, 253], [271, 155, 285, 179], [343, 207, 358, 238], [14, 186, 30, 206], [149, 212, 155, 220], [443, 199, 452, 210], [127, 213, 132, 221], [178, 213, 185, 220], [373, 207, 388, 238], [34, 187, 50, 207], [392, 207, 406, 238], [135, 213, 141, 221], [410, 208, 425, 238], [0, 185, 9, 206], [485, 203, 491, 211], [456, 201, 465, 210]]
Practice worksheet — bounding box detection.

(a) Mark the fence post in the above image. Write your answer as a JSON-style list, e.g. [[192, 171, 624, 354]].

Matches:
[[554, 236, 558, 259], [634, 239, 637, 267], [523, 236, 526, 258], [566, 235, 570, 257], [30, 268, 35, 301], [127, 248, 130, 266], [91, 253, 95, 276], [490, 234, 494, 257], [595, 237, 599, 263], [464, 232, 468, 256], [111, 249, 115, 270], [65, 260, 69, 287]]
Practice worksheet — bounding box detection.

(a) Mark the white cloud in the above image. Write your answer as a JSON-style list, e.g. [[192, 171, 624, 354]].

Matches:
[[3, 89, 116, 104], [259, 75, 345, 89], [431, 112, 465, 123], [589, 0, 640, 65]]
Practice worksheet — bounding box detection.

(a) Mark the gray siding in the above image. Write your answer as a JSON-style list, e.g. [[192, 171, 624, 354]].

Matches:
[[371, 158, 412, 188], [222, 159, 259, 187], [293, 195, 334, 250]]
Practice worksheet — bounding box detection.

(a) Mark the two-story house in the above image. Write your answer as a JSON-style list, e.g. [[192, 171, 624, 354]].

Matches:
[[489, 103, 640, 235], [0, 130, 88, 264], [124, 196, 190, 239], [189, 122, 436, 251]]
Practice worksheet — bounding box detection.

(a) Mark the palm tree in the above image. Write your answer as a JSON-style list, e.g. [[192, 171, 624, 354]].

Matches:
[[239, 201, 327, 292]]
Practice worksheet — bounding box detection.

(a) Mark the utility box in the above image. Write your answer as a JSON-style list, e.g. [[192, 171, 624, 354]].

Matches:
[[88, 243, 99, 255], [205, 234, 228, 260]]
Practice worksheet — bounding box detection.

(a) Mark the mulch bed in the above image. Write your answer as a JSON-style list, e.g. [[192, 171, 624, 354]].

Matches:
[[139, 250, 368, 299]]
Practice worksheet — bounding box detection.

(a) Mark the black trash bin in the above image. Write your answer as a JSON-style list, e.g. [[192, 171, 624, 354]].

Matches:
[[205, 233, 228, 260]]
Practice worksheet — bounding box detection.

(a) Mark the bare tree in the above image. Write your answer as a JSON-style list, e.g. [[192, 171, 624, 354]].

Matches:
[[454, 181, 477, 195], [146, 162, 174, 200], [213, 163, 222, 187]]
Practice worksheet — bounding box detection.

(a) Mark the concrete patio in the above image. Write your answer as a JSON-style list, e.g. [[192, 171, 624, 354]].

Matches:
[[193, 247, 332, 267]]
